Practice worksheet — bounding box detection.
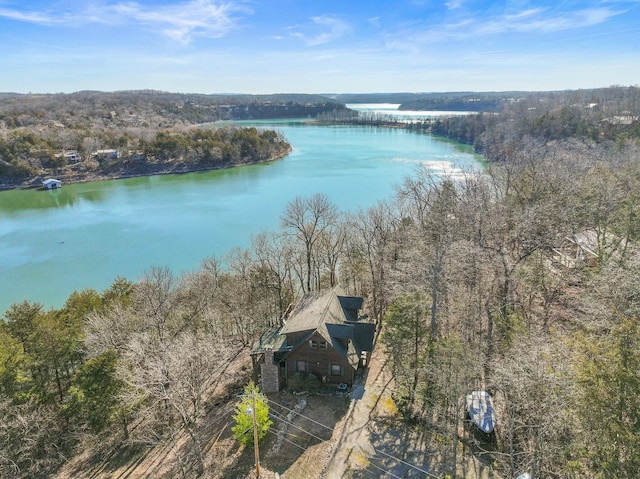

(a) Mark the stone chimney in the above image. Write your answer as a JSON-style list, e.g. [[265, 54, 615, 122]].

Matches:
[[260, 348, 279, 393]]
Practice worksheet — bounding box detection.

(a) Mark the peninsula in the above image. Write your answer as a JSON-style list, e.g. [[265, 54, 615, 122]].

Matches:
[[0, 91, 352, 189]]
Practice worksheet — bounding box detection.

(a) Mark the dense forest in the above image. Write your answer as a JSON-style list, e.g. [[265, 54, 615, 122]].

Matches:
[[1, 86, 640, 478], [422, 86, 640, 147], [0, 91, 351, 187]]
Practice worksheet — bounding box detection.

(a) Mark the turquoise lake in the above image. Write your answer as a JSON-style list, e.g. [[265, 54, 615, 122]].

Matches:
[[0, 117, 481, 313]]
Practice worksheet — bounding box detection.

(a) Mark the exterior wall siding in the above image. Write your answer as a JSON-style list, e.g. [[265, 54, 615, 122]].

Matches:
[[285, 332, 354, 386]]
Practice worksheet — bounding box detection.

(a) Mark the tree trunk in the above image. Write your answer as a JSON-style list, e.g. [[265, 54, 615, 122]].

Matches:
[[485, 301, 494, 384]]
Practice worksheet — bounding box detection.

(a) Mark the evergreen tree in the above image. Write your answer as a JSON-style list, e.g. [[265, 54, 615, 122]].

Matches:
[[576, 316, 640, 478], [232, 381, 272, 446], [64, 349, 123, 433]]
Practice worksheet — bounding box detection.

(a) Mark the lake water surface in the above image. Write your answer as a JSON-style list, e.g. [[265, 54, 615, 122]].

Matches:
[[0, 117, 481, 313]]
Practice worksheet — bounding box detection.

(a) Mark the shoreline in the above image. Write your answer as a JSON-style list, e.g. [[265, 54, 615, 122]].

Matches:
[[0, 145, 293, 192]]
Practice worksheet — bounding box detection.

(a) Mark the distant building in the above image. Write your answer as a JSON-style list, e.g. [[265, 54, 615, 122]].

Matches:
[[552, 230, 601, 269], [601, 115, 638, 126], [64, 151, 81, 163], [93, 149, 119, 160], [42, 178, 62, 189]]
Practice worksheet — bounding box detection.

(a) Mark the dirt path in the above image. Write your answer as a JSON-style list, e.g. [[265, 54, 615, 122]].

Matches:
[[322, 341, 397, 478], [321, 342, 500, 479]]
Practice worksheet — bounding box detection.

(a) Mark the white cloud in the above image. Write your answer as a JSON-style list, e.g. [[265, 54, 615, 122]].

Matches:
[[390, 5, 627, 47], [368, 16, 381, 27], [445, 0, 465, 9], [0, 6, 68, 25], [474, 7, 624, 35], [0, 0, 250, 44], [111, 0, 248, 44], [288, 14, 350, 46]]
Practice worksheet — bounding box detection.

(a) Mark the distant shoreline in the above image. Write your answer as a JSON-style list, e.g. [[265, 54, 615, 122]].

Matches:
[[0, 145, 293, 192]]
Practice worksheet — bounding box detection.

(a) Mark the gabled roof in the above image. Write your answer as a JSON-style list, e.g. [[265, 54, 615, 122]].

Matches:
[[42, 178, 61, 185], [338, 296, 363, 321], [280, 288, 363, 334], [326, 323, 353, 340], [352, 322, 375, 352], [279, 289, 336, 334], [568, 230, 600, 258], [252, 288, 375, 367], [251, 327, 289, 354]]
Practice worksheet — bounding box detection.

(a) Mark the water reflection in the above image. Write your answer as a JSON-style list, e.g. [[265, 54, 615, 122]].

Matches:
[[1, 186, 107, 215]]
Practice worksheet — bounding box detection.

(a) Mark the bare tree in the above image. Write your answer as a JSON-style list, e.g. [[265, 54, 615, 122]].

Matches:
[[515, 249, 567, 333], [0, 399, 66, 478], [84, 302, 137, 354], [393, 168, 470, 346], [316, 220, 346, 288], [132, 266, 180, 346], [121, 331, 237, 477], [492, 334, 577, 478], [218, 247, 273, 347], [382, 293, 430, 411], [574, 162, 640, 266], [344, 200, 395, 325], [251, 231, 296, 323], [280, 193, 339, 292], [177, 260, 223, 335]]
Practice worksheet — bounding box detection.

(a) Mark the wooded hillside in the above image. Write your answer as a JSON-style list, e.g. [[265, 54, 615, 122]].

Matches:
[[1, 86, 640, 478], [0, 91, 351, 187]]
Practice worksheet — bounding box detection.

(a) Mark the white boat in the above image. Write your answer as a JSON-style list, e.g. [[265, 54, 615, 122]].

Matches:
[[466, 391, 496, 434]]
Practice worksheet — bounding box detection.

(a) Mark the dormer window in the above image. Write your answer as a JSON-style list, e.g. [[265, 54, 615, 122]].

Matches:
[[319, 341, 328, 349], [309, 340, 318, 348]]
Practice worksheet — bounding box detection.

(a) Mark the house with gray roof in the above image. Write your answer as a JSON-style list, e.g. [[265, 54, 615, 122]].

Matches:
[[251, 288, 375, 392], [42, 178, 62, 189]]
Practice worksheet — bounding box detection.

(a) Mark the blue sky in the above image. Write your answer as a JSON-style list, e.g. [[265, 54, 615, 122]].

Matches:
[[1, 0, 638, 94]]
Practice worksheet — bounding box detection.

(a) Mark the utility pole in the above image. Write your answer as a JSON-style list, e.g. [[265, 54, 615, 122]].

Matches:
[[252, 390, 260, 478]]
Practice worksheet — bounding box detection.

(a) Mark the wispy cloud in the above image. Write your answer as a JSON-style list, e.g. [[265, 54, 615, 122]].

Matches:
[[474, 7, 624, 35], [0, 5, 69, 25], [393, 5, 627, 46], [111, 0, 248, 44], [445, 0, 465, 9], [368, 16, 381, 27], [0, 0, 250, 44], [288, 14, 350, 46]]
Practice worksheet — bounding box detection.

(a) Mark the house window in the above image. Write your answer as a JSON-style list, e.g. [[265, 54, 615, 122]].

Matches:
[[309, 340, 318, 348], [296, 360, 307, 373], [331, 364, 342, 376], [319, 341, 328, 350]]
